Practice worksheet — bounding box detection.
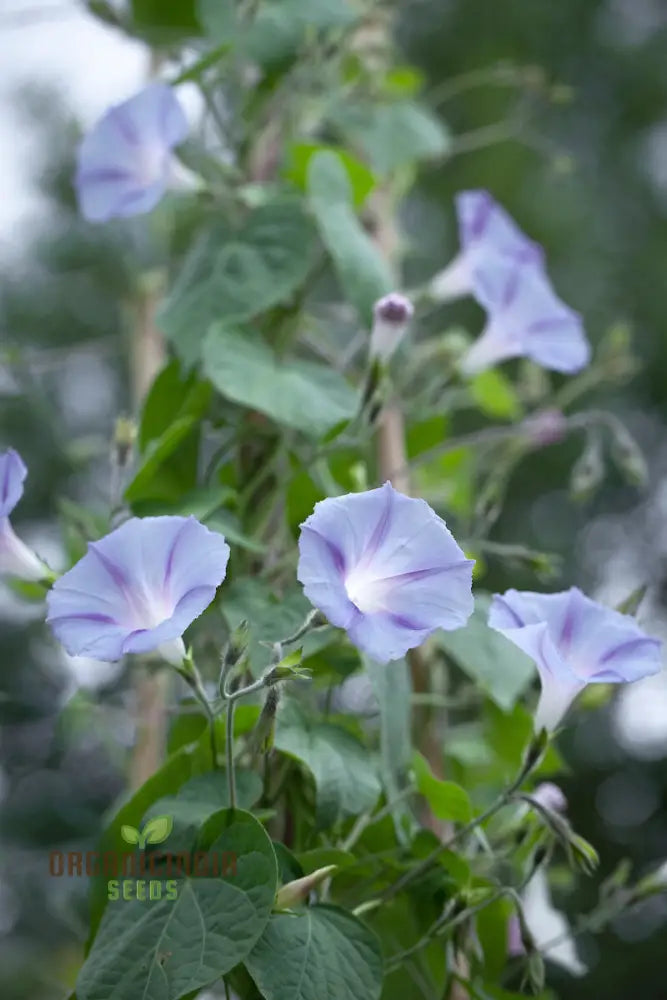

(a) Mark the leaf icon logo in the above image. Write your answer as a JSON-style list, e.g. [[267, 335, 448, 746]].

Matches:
[[141, 815, 174, 847], [120, 816, 173, 849]]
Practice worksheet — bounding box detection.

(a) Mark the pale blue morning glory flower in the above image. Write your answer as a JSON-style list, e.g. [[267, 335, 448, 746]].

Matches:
[[489, 587, 662, 732], [430, 189, 544, 302], [46, 516, 230, 662], [75, 83, 188, 223], [297, 482, 474, 663], [459, 262, 591, 375], [0, 449, 49, 581]]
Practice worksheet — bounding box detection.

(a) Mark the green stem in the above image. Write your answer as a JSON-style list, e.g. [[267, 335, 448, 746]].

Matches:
[[385, 889, 507, 972], [226, 698, 237, 809], [380, 739, 546, 903], [277, 608, 325, 647], [342, 786, 416, 852]]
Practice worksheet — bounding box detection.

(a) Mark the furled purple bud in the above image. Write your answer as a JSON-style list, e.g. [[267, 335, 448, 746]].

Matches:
[[522, 408, 569, 447], [532, 782, 568, 814], [369, 293, 414, 362]]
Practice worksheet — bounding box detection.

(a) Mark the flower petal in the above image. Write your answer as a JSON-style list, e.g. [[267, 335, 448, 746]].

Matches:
[[75, 83, 187, 223], [464, 266, 590, 375], [0, 449, 27, 518], [298, 483, 474, 664], [457, 190, 544, 265], [489, 587, 662, 730], [47, 515, 229, 661]]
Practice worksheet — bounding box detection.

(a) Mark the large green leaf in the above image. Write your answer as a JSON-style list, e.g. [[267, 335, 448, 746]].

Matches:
[[332, 101, 451, 174], [138, 360, 211, 450], [202, 324, 358, 437], [245, 905, 383, 1000], [77, 810, 277, 1000], [275, 700, 381, 827], [412, 752, 472, 822], [144, 771, 264, 851], [160, 199, 315, 366], [307, 150, 393, 319], [434, 593, 535, 711], [287, 143, 376, 206], [131, 0, 200, 39]]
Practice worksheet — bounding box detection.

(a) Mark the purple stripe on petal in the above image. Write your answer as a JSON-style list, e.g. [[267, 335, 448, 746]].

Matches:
[[164, 519, 189, 586], [48, 612, 117, 625], [378, 561, 473, 587], [88, 543, 129, 591], [77, 167, 133, 185], [598, 637, 661, 664], [361, 484, 394, 564], [302, 525, 346, 574], [527, 316, 574, 334], [559, 603, 575, 650], [468, 192, 492, 240], [493, 595, 525, 628], [502, 268, 521, 308], [109, 106, 140, 147], [1, 461, 10, 507], [388, 613, 426, 631]]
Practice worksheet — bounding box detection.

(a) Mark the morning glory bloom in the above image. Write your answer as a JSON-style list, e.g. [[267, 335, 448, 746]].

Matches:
[[46, 516, 229, 663], [75, 83, 188, 223], [508, 869, 587, 976], [459, 264, 591, 375], [297, 482, 474, 663], [0, 449, 49, 581], [430, 190, 544, 303], [489, 587, 662, 732]]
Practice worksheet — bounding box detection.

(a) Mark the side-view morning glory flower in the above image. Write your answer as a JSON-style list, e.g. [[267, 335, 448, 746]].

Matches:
[[489, 587, 662, 732], [297, 482, 474, 663], [46, 515, 229, 663], [0, 449, 50, 582], [430, 189, 544, 303], [459, 264, 591, 375], [508, 869, 587, 977], [75, 83, 188, 223]]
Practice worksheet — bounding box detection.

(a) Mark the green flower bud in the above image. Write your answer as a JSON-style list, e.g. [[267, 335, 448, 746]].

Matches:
[[274, 866, 338, 909]]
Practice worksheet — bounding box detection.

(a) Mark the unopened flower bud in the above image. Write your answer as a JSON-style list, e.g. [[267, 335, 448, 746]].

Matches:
[[532, 782, 567, 814], [251, 686, 280, 757], [274, 865, 337, 909], [522, 409, 568, 447], [113, 415, 137, 468], [369, 293, 414, 362], [609, 423, 648, 488], [224, 620, 250, 669], [615, 584, 647, 617], [634, 860, 667, 898], [570, 435, 605, 500]]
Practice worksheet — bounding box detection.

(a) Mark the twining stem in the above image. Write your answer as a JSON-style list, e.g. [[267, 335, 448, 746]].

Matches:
[[342, 786, 416, 852], [385, 888, 509, 973], [226, 698, 237, 809], [380, 742, 546, 903], [277, 608, 325, 647]]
